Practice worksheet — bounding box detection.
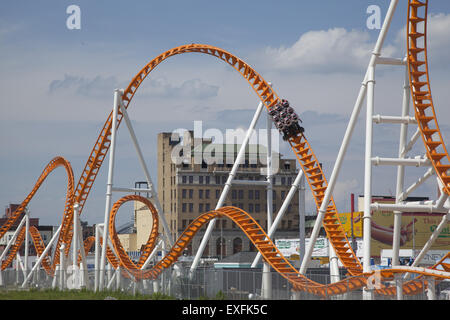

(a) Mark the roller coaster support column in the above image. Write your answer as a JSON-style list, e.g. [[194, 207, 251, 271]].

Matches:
[[299, 174, 306, 265], [117, 94, 173, 248], [94, 223, 102, 291], [24, 208, 30, 279], [426, 276, 436, 300], [22, 224, 62, 288], [392, 62, 411, 267], [363, 62, 375, 273], [251, 169, 305, 267], [72, 203, 79, 286], [329, 246, 340, 283], [60, 243, 66, 290], [99, 89, 120, 290], [262, 111, 273, 300], [190, 100, 265, 278], [75, 206, 89, 289]]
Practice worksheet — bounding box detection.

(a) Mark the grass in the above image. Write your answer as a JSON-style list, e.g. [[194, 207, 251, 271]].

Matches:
[[0, 288, 176, 300]]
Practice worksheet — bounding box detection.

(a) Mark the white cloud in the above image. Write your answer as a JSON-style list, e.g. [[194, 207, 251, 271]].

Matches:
[[264, 28, 396, 73]]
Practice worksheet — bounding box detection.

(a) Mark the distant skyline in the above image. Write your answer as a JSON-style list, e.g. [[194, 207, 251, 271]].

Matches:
[[1, 1, 449, 227]]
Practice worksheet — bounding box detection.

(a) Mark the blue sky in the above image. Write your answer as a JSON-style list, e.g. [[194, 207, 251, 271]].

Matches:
[[1, 1, 449, 227]]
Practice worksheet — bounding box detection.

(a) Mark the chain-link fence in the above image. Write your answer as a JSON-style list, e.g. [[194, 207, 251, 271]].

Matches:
[[1, 266, 449, 300]]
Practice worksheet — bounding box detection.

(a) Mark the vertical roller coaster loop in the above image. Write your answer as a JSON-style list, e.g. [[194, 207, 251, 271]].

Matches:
[[0, 0, 449, 298]]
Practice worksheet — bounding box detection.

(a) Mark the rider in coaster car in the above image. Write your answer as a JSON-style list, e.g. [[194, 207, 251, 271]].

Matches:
[[269, 99, 304, 140]]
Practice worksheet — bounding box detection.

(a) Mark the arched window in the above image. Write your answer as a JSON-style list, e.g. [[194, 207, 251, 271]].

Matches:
[[233, 237, 242, 254]]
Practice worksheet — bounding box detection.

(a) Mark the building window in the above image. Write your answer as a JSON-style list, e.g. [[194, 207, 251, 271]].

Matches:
[[189, 176, 193, 184], [281, 191, 286, 199], [233, 238, 242, 254], [248, 203, 254, 213], [202, 161, 208, 169], [222, 176, 227, 184], [216, 189, 220, 199], [232, 190, 237, 199], [255, 190, 260, 200], [287, 177, 292, 185], [238, 190, 243, 199], [205, 189, 210, 199], [182, 176, 187, 184], [199, 176, 203, 184], [206, 176, 210, 184], [205, 203, 210, 211], [215, 176, 220, 184], [199, 189, 203, 199], [189, 189, 193, 199], [281, 177, 286, 185], [248, 190, 253, 199], [182, 203, 187, 213], [189, 203, 193, 212], [284, 163, 290, 170], [182, 189, 187, 199], [272, 190, 276, 199], [182, 220, 187, 229], [199, 203, 203, 212], [255, 204, 260, 212]]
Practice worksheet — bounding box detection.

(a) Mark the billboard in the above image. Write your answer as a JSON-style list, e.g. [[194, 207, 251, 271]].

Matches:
[[359, 196, 450, 257], [337, 212, 363, 238], [275, 238, 329, 258]]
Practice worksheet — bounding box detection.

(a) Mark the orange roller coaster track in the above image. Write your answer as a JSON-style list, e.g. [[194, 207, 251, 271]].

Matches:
[[0, 0, 449, 298]]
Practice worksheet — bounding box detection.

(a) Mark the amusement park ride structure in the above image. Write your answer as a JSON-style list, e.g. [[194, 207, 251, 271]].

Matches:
[[0, 0, 449, 299]]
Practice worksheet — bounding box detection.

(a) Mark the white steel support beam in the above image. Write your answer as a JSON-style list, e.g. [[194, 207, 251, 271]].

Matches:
[[190, 100, 265, 278], [111, 187, 153, 193], [299, 174, 306, 265], [363, 64, 376, 276], [372, 115, 416, 124], [72, 203, 79, 270], [371, 202, 449, 213], [371, 156, 430, 167], [94, 223, 102, 291], [262, 111, 273, 300], [60, 243, 66, 290], [24, 208, 30, 279], [401, 128, 421, 157], [393, 65, 411, 267], [76, 210, 89, 289], [99, 89, 120, 290], [399, 168, 435, 201]]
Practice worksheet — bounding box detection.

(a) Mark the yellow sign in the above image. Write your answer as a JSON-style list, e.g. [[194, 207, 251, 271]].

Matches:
[[337, 212, 363, 238]]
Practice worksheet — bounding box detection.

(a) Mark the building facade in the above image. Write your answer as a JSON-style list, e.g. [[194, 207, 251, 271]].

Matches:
[[156, 130, 302, 259]]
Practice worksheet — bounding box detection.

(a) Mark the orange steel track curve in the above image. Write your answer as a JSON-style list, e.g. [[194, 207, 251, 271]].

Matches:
[[0, 156, 74, 275], [104, 195, 450, 298], [0, 0, 448, 297]]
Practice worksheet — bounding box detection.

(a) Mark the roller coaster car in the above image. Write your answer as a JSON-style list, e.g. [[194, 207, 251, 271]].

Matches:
[[269, 99, 304, 141]]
